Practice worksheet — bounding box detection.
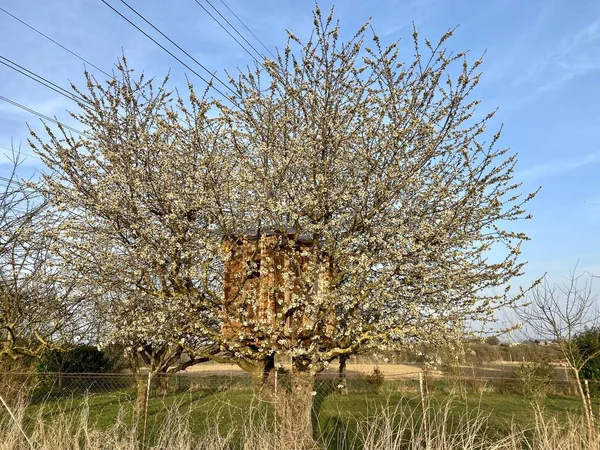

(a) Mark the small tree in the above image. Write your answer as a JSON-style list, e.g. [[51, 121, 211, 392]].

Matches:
[[486, 336, 501, 346], [518, 267, 599, 438], [514, 357, 555, 402]]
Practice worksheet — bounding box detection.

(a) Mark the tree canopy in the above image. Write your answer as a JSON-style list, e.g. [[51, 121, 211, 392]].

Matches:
[[30, 8, 535, 398]]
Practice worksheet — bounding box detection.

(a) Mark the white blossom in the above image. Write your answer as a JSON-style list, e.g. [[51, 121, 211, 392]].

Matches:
[[30, 11, 537, 380]]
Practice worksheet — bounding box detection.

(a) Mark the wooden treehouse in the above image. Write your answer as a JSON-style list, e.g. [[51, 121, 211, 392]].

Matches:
[[222, 229, 334, 345]]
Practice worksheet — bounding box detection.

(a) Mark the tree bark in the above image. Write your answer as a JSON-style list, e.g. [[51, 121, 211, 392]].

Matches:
[[338, 355, 348, 395], [155, 373, 168, 395], [135, 372, 149, 417], [237, 355, 275, 392], [277, 369, 316, 448]]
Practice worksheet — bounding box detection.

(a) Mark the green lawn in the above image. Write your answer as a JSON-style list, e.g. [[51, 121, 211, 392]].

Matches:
[[15, 380, 597, 449]]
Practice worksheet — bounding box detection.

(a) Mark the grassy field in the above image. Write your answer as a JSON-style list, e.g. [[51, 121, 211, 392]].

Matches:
[[8, 379, 597, 450]]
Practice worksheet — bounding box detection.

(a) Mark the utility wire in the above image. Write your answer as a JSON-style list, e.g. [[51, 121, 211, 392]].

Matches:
[[0, 175, 25, 185], [101, 0, 238, 103], [202, 0, 266, 62], [192, 0, 265, 69], [0, 56, 93, 145], [0, 175, 37, 192], [0, 6, 113, 79], [118, 0, 238, 95], [0, 96, 85, 135], [0, 145, 42, 162], [217, 0, 277, 59], [0, 42, 179, 132], [0, 56, 90, 106]]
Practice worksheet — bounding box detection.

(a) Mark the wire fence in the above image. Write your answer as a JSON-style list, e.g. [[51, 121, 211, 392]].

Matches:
[[0, 367, 597, 407], [3, 367, 600, 449]]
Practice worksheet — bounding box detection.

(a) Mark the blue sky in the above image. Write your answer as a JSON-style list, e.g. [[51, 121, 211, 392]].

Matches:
[[1, 0, 599, 298]]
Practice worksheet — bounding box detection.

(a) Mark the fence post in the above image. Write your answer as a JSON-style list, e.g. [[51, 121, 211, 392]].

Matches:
[[141, 372, 152, 450], [274, 367, 278, 433], [584, 380, 595, 425], [419, 371, 428, 439]]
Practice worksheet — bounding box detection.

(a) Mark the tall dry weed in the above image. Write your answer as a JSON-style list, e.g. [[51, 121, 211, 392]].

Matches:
[[0, 395, 598, 449]]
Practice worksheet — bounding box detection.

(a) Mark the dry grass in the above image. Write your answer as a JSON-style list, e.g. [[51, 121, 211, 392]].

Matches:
[[1, 395, 598, 450]]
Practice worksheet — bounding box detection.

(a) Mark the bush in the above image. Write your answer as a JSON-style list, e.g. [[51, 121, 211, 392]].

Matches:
[[37, 345, 114, 374], [365, 365, 385, 393], [573, 328, 600, 396], [486, 336, 501, 346], [575, 328, 600, 379], [515, 358, 555, 400]]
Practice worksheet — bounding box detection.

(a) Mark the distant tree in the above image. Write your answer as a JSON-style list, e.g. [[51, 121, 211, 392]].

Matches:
[[486, 336, 501, 346], [575, 328, 600, 386], [31, 7, 537, 444]]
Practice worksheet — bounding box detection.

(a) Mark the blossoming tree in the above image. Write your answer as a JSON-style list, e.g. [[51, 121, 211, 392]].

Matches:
[[31, 8, 537, 443]]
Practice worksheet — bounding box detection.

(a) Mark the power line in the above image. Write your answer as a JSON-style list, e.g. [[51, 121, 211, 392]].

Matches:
[[0, 6, 113, 79], [101, 0, 238, 103], [0, 145, 42, 162], [191, 0, 264, 68], [217, 0, 277, 60], [117, 0, 238, 96], [0, 55, 90, 106], [198, 0, 266, 63], [0, 175, 35, 191], [0, 95, 85, 135], [1, 54, 161, 131], [0, 175, 23, 184]]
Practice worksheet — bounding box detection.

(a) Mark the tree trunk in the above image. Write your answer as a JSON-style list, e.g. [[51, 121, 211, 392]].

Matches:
[[338, 355, 348, 395], [135, 372, 149, 417], [155, 373, 168, 395], [277, 369, 316, 449], [238, 355, 275, 392], [237, 356, 317, 448]]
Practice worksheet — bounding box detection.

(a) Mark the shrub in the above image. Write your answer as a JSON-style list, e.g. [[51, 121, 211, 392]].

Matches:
[[365, 365, 385, 393], [575, 328, 600, 377], [37, 345, 114, 374], [515, 358, 555, 400], [486, 336, 501, 346]]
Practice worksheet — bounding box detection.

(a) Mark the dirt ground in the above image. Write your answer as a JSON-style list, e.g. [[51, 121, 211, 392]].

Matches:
[[185, 362, 427, 379]]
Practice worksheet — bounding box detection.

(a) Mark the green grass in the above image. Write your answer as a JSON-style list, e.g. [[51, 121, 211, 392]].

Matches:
[[22, 388, 271, 445], [14, 380, 598, 450]]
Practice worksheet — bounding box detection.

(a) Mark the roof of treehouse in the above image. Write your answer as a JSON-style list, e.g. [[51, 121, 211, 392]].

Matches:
[[222, 227, 317, 246]]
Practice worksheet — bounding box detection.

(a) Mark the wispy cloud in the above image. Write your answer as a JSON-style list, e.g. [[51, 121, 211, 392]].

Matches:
[[517, 18, 600, 93], [519, 150, 600, 180], [557, 18, 600, 56], [378, 0, 436, 37]]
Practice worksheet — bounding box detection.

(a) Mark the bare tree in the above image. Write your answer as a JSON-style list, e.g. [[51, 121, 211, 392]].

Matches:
[[518, 266, 599, 438], [0, 150, 89, 363], [30, 8, 538, 444]]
